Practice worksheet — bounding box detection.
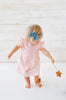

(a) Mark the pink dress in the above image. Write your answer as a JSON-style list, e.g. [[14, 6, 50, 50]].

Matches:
[[16, 37, 44, 77]]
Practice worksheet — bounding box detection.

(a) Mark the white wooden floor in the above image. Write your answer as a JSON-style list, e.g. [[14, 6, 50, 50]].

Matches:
[[0, 62, 66, 100]]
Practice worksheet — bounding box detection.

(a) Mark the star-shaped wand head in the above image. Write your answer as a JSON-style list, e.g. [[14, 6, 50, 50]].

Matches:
[[56, 70, 62, 77]]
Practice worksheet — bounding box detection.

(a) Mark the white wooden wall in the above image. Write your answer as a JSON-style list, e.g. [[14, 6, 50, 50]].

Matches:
[[0, 0, 66, 63]]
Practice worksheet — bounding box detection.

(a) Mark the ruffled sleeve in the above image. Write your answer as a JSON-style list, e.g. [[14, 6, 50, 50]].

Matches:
[[18, 37, 25, 47], [39, 41, 45, 49]]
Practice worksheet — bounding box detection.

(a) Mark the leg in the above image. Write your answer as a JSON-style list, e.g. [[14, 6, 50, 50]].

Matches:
[[35, 75, 41, 82], [24, 77, 31, 88], [34, 75, 42, 88], [38, 77, 41, 82]]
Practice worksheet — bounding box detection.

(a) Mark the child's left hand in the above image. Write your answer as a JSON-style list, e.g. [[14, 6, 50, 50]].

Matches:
[[8, 53, 12, 59]]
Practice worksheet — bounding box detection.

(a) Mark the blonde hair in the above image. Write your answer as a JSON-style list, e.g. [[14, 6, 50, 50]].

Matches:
[[25, 24, 43, 41]]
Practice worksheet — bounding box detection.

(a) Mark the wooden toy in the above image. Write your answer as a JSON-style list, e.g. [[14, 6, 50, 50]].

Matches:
[[53, 63, 62, 77]]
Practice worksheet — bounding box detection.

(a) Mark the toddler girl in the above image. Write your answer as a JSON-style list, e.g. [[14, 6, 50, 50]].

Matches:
[[8, 24, 54, 88]]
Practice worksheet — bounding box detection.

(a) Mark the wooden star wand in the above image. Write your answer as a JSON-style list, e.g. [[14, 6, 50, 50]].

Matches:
[[53, 63, 62, 77]]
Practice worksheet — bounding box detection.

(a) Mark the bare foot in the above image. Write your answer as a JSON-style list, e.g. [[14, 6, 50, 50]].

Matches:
[[36, 83, 42, 88], [25, 84, 31, 88], [24, 77, 31, 88]]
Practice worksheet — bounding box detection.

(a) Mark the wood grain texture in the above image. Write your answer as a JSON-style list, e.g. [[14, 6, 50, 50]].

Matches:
[[0, 0, 66, 62]]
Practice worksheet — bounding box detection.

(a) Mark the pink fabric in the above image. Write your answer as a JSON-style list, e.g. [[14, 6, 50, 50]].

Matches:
[[16, 37, 45, 77]]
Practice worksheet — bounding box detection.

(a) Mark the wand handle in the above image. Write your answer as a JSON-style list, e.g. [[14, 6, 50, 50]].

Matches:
[[53, 63, 57, 71]]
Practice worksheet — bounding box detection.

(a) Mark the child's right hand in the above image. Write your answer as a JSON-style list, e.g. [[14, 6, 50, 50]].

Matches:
[[8, 53, 12, 59], [51, 58, 55, 63]]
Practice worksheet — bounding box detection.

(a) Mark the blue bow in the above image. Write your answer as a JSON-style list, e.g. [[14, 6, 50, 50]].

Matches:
[[29, 32, 39, 41]]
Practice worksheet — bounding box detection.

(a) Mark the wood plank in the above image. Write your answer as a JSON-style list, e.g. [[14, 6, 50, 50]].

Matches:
[[0, 10, 66, 19], [0, 40, 66, 62], [0, 40, 66, 50], [0, 15, 66, 24], [0, 33, 66, 41], [0, 0, 66, 10], [0, 50, 66, 62], [0, 24, 66, 41]]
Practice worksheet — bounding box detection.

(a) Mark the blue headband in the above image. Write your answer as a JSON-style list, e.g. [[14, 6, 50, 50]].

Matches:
[[29, 32, 39, 41]]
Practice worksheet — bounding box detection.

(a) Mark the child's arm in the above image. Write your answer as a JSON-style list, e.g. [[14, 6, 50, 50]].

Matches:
[[40, 48, 54, 63], [8, 43, 23, 59]]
